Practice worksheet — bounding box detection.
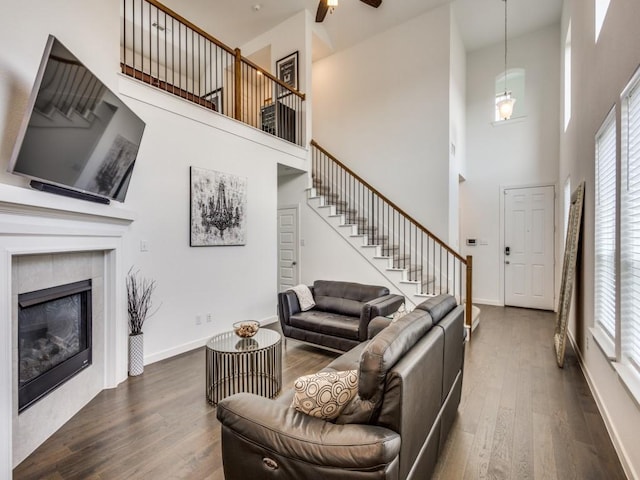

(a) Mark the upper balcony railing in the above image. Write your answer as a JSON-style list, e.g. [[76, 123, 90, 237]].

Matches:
[[121, 0, 306, 146]]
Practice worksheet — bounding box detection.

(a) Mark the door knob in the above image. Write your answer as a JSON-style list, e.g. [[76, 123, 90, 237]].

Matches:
[[505, 260, 510, 265], [292, 261, 297, 266]]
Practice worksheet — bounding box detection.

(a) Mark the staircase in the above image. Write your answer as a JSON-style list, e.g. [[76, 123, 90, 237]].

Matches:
[[309, 140, 479, 333]]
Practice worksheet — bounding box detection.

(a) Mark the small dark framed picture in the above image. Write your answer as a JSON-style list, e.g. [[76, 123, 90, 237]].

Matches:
[[276, 51, 299, 91]]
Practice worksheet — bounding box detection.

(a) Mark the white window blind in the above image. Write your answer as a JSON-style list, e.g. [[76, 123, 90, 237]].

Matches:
[[622, 80, 640, 371], [595, 110, 616, 341]]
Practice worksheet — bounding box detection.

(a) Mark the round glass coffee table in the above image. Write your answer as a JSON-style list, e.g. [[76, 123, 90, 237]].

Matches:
[[205, 328, 282, 405]]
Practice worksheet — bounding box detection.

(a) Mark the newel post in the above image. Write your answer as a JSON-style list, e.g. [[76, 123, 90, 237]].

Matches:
[[466, 255, 473, 339], [234, 48, 242, 121]]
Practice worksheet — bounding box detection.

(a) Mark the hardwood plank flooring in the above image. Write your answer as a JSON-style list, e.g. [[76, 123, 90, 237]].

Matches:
[[14, 307, 626, 479], [433, 306, 626, 480]]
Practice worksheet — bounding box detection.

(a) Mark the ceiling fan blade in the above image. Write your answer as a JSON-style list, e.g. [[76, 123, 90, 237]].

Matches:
[[360, 0, 382, 7], [316, 0, 329, 22]]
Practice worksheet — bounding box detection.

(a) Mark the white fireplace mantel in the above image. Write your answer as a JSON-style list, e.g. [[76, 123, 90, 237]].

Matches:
[[0, 183, 135, 233], [0, 182, 135, 476]]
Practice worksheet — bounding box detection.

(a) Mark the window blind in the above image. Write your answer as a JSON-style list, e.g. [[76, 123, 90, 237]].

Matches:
[[595, 110, 616, 341], [622, 81, 640, 371]]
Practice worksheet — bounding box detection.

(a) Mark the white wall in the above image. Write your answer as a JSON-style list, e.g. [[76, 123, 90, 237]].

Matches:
[[277, 172, 403, 294], [241, 10, 314, 148], [559, 1, 640, 477], [0, 0, 308, 356], [461, 24, 561, 306], [312, 4, 453, 241], [449, 16, 467, 251], [119, 80, 285, 361], [0, 0, 305, 449]]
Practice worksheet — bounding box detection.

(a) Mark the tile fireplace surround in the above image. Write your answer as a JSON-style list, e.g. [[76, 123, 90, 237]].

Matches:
[[0, 183, 134, 476]]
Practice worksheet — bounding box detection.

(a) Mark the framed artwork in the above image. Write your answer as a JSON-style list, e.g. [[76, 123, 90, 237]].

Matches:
[[190, 167, 247, 246], [276, 51, 299, 92], [202, 87, 223, 113], [554, 180, 585, 367]]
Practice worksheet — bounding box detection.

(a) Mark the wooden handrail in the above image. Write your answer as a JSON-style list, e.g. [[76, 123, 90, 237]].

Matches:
[[145, 0, 236, 55], [310, 139, 466, 264], [145, 0, 305, 101], [241, 56, 306, 101], [466, 255, 473, 336], [311, 139, 474, 334]]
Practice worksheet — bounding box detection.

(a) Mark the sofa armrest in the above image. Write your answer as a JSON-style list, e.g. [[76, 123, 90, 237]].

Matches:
[[217, 392, 400, 470], [368, 316, 393, 339], [368, 294, 405, 318], [358, 294, 404, 340], [278, 290, 302, 327]]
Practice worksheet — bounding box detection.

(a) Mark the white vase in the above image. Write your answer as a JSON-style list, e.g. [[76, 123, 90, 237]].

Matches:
[[129, 333, 144, 376]]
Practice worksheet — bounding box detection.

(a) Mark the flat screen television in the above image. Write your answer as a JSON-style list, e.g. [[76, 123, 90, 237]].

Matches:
[[8, 35, 145, 204]]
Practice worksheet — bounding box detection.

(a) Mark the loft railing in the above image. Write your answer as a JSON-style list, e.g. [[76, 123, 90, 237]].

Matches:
[[311, 140, 473, 333], [120, 0, 305, 146]]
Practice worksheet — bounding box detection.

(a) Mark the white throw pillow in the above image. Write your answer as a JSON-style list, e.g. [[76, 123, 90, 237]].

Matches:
[[392, 302, 408, 321], [292, 370, 358, 420], [290, 284, 316, 311]]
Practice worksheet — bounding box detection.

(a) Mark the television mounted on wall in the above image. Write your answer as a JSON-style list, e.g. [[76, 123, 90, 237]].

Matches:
[[8, 35, 146, 204]]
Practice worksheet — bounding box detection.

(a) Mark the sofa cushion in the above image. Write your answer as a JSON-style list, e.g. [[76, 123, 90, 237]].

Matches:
[[292, 370, 359, 420], [314, 296, 364, 318], [313, 280, 390, 317], [336, 309, 434, 424], [329, 341, 368, 368], [359, 309, 434, 400], [415, 294, 457, 324], [290, 311, 360, 340]]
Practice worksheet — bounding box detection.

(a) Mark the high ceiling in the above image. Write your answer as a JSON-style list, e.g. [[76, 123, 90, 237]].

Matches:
[[161, 0, 563, 60]]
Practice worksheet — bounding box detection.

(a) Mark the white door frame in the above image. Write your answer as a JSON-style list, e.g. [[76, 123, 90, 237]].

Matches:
[[499, 182, 558, 308], [277, 204, 300, 290]]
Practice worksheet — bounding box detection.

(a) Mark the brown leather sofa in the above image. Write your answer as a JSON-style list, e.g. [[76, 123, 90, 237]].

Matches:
[[277, 280, 405, 351], [217, 294, 465, 480]]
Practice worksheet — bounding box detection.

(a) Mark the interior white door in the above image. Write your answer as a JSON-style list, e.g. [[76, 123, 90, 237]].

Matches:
[[278, 207, 299, 292], [504, 186, 555, 309]]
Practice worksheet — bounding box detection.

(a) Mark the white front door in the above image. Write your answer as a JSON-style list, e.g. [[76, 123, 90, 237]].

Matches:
[[277, 207, 299, 292], [504, 185, 555, 310]]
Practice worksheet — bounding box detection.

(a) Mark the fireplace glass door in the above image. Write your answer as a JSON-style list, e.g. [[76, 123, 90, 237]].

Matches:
[[18, 279, 92, 412]]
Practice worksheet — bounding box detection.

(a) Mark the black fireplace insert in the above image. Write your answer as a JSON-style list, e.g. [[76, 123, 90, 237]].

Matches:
[[18, 279, 92, 412]]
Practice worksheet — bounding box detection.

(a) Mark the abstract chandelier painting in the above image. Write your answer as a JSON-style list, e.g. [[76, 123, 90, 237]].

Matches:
[[190, 167, 247, 246]]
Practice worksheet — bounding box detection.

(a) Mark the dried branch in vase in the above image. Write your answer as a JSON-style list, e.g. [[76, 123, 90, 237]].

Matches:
[[126, 268, 159, 335]]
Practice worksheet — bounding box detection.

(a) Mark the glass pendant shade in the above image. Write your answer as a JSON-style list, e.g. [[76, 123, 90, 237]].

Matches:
[[497, 93, 516, 120]]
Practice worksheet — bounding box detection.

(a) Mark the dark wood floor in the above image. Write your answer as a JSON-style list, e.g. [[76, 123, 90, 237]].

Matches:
[[14, 306, 626, 479]]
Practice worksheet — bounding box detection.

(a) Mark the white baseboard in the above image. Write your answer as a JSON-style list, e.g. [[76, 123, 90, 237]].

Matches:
[[472, 298, 503, 307], [261, 315, 278, 326], [144, 315, 280, 365], [566, 331, 636, 480], [144, 336, 211, 366]]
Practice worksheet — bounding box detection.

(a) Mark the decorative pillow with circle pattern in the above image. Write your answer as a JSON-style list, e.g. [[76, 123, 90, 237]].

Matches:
[[291, 370, 358, 420]]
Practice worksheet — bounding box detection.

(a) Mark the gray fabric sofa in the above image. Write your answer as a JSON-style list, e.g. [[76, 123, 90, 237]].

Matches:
[[277, 280, 405, 351], [217, 294, 465, 480]]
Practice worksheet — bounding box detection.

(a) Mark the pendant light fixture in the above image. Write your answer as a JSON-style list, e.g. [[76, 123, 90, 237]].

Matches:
[[496, 0, 516, 120], [327, 0, 338, 14]]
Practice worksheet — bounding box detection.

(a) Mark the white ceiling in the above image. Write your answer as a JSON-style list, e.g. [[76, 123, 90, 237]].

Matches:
[[453, 0, 563, 51], [162, 0, 563, 60]]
